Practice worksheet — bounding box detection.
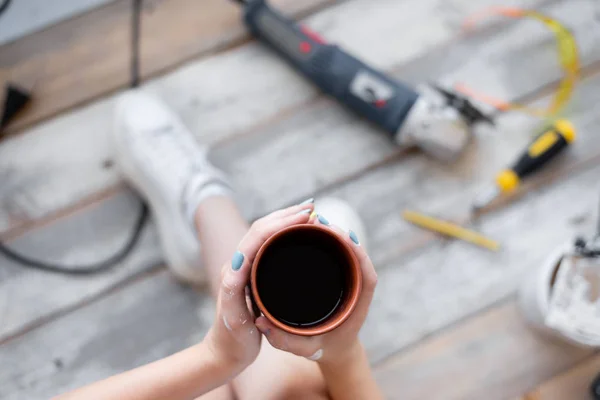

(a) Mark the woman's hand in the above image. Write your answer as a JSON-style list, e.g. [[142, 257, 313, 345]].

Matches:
[[254, 214, 378, 367], [204, 200, 316, 374]]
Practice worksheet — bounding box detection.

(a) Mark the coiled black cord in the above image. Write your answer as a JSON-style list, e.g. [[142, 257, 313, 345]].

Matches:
[[0, 0, 11, 16], [0, 0, 150, 274]]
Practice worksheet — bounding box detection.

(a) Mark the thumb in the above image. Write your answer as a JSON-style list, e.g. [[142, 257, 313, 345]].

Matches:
[[220, 251, 255, 338]]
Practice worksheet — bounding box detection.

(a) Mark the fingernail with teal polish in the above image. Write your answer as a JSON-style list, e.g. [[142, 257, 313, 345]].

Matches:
[[231, 251, 244, 271], [299, 197, 314, 205], [317, 214, 329, 225], [296, 209, 311, 215], [349, 230, 360, 245]]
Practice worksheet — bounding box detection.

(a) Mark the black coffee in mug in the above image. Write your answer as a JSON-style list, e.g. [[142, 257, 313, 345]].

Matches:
[[255, 228, 348, 327]]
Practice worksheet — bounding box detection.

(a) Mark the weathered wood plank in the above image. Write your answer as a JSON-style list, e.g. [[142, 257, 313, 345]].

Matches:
[[3, 1, 600, 397], [0, 269, 214, 400], [316, 57, 600, 268], [0, 189, 164, 342], [0, 0, 113, 45], [359, 154, 600, 363], [250, 51, 600, 364], [0, 0, 565, 232], [0, 0, 334, 133], [2, 135, 600, 400], [520, 354, 600, 400], [2, 0, 598, 344], [0, 0, 497, 344], [0, 0, 130, 132], [213, 0, 600, 219], [374, 300, 594, 400]]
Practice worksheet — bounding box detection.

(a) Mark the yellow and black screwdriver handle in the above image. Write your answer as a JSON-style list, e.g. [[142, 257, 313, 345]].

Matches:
[[496, 119, 576, 193]]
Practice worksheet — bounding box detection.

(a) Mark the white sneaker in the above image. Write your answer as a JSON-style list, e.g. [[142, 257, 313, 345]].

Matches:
[[112, 91, 231, 284], [519, 243, 569, 338], [315, 197, 368, 251], [519, 241, 600, 347]]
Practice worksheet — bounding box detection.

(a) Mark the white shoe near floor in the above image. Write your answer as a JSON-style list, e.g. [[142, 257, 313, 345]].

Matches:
[[112, 91, 231, 284], [519, 243, 569, 338], [315, 197, 368, 251], [519, 240, 600, 347]]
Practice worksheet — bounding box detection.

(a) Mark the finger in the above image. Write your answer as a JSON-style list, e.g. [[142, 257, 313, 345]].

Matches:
[[237, 208, 313, 267], [308, 209, 319, 224], [255, 317, 323, 359], [220, 252, 256, 338], [314, 215, 377, 291], [245, 287, 258, 318], [324, 223, 348, 240], [220, 201, 316, 335], [315, 216, 378, 318]]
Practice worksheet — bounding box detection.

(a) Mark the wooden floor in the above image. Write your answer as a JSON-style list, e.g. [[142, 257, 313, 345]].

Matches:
[[1, 0, 600, 398]]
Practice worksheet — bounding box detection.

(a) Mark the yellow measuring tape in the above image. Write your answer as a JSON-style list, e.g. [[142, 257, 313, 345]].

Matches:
[[458, 7, 580, 119], [401, 9, 580, 251], [403, 210, 500, 252]]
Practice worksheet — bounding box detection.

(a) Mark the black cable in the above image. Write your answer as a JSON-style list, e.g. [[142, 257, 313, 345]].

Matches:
[[0, 0, 11, 16], [0, 0, 150, 274], [0, 206, 148, 275], [597, 190, 600, 236], [131, 0, 142, 88]]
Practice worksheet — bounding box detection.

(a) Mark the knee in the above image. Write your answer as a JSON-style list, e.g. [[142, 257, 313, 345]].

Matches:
[[268, 366, 330, 400], [271, 378, 329, 400]]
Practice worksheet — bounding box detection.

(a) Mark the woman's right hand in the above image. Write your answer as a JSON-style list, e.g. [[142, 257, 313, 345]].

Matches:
[[254, 215, 378, 367], [204, 200, 316, 375]]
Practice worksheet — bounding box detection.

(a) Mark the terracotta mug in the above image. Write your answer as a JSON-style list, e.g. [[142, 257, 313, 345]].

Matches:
[[250, 224, 362, 336]]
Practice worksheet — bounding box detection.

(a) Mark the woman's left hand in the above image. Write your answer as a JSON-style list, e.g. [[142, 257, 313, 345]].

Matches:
[[204, 201, 315, 374]]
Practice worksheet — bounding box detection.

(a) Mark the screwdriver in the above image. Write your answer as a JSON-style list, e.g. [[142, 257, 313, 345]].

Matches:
[[472, 119, 576, 211]]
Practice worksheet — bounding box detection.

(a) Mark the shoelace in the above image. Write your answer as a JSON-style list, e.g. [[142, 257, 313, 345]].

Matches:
[[146, 127, 202, 187]]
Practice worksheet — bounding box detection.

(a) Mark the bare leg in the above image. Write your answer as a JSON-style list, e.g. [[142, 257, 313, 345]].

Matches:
[[111, 92, 325, 399], [195, 196, 249, 296], [195, 196, 329, 400]]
